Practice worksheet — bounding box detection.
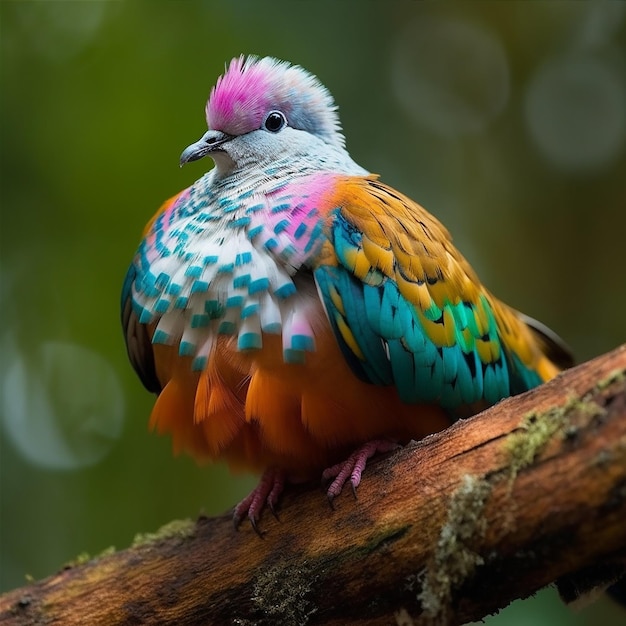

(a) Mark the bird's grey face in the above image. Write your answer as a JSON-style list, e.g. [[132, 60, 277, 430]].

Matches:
[[179, 110, 332, 176], [179, 56, 346, 178]]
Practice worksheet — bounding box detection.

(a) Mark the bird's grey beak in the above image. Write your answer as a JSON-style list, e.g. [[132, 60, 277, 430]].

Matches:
[[179, 130, 232, 166]]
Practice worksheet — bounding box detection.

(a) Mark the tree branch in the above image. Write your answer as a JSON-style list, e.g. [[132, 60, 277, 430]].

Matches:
[[2, 345, 625, 626]]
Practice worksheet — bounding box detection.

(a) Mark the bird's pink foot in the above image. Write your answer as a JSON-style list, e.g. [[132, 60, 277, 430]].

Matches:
[[321, 439, 400, 506], [233, 467, 285, 535]]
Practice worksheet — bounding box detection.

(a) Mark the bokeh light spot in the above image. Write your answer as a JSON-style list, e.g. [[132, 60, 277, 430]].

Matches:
[[576, 0, 626, 48], [392, 17, 510, 136], [524, 54, 626, 171], [2, 341, 125, 470]]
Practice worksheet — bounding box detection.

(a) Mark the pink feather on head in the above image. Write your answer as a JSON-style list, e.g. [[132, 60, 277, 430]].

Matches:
[[206, 56, 272, 136], [205, 56, 344, 146]]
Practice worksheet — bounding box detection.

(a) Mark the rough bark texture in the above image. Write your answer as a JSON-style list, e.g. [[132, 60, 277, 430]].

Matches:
[[2, 345, 625, 626]]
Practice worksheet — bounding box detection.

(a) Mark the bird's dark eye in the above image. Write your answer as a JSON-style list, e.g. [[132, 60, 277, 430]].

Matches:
[[263, 111, 287, 133]]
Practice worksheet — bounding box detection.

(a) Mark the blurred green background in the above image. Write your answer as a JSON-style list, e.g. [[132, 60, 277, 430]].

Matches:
[[1, 1, 625, 623]]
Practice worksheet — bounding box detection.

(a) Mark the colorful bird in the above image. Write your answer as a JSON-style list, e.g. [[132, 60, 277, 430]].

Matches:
[[122, 56, 572, 531]]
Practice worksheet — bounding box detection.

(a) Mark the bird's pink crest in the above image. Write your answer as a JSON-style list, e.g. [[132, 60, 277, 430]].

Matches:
[[207, 56, 273, 136], [205, 56, 344, 146]]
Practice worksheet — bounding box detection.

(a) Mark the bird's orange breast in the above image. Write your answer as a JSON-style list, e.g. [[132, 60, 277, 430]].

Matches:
[[147, 296, 452, 480]]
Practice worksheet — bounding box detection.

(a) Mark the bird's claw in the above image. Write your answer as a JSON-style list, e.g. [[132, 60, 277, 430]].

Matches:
[[321, 439, 399, 505], [233, 468, 285, 535]]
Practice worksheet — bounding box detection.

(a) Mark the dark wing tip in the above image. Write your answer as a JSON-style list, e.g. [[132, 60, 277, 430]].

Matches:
[[121, 295, 162, 394], [519, 312, 575, 370]]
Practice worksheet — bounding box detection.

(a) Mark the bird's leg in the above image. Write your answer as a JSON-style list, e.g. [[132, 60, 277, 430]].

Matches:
[[233, 467, 285, 535], [322, 439, 400, 506]]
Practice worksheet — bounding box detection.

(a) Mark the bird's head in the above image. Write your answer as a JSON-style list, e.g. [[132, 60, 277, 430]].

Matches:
[[179, 56, 346, 176]]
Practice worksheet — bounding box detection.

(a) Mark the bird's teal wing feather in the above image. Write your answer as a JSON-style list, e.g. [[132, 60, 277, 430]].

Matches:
[[314, 176, 564, 411], [121, 192, 188, 394], [121, 264, 161, 393]]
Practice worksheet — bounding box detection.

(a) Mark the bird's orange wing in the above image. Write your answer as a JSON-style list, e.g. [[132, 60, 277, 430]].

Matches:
[[314, 175, 570, 412]]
